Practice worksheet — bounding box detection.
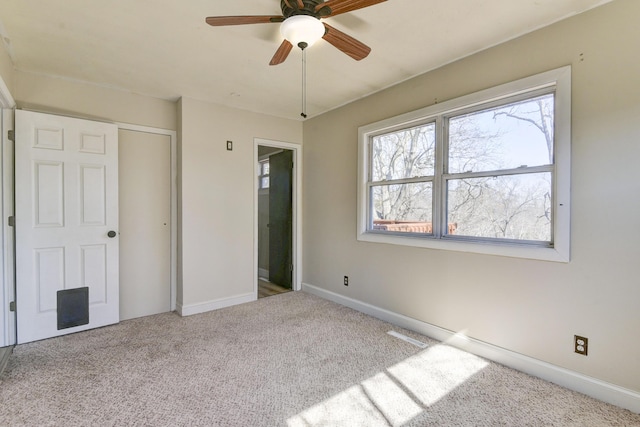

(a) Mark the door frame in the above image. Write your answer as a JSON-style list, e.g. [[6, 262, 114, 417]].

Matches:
[[0, 77, 16, 347], [0, 103, 177, 346], [253, 138, 302, 294], [116, 122, 178, 312]]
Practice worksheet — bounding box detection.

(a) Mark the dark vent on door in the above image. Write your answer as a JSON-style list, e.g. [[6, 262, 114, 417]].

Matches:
[[57, 287, 89, 330]]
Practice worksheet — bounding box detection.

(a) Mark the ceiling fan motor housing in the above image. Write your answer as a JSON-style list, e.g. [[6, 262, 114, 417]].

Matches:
[[281, 0, 330, 19], [205, 0, 379, 66]]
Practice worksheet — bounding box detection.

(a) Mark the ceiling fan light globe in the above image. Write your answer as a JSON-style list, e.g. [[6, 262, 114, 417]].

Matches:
[[280, 15, 325, 48]]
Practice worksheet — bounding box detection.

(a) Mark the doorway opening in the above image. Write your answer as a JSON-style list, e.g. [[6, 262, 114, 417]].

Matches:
[[255, 139, 301, 299]]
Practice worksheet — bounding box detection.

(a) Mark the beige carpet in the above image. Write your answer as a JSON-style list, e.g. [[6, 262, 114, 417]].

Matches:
[[0, 292, 638, 426]]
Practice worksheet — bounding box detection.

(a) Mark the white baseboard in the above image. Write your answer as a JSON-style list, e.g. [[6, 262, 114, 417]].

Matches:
[[258, 268, 269, 279], [302, 282, 640, 414], [176, 292, 256, 317]]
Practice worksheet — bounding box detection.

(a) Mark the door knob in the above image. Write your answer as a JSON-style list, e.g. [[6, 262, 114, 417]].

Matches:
[[107, 230, 117, 238]]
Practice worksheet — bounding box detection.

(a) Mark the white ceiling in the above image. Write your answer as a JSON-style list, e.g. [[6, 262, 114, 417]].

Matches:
[[0, 0, 611, 120]]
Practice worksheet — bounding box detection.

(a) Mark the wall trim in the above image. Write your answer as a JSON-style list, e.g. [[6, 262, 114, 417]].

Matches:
[[176, 292, 256, 317], [258, 268, 269, 279], [302, 282, 640, 414]]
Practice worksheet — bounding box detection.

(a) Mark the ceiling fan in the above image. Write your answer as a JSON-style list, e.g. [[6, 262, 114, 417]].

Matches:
[[205, 0, 387, 65]]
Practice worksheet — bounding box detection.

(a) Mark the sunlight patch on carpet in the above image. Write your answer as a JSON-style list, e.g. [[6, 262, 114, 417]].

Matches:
[[388, 344, 489, 406], [287, 343, 488, 426], [362, 372, 423, 424], [287, 384, 391, 427]]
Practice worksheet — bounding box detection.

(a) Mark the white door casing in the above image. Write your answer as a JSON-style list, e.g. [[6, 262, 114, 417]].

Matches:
[[0, 74, 16, 348], [1, 108, 15, 347], [16, 110, 119, 344]]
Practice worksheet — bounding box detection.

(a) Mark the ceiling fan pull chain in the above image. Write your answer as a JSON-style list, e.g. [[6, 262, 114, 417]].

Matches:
[[301, 45, 307, 119]]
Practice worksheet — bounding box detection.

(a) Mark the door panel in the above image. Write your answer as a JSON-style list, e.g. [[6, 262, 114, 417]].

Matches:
[[268, 150, 293, 289], [33, 161, 64, 226], [118, 130, 171, 321], [80, 164, 106, 225], [35, 247, 64, 312], [16, 110, 119, 344]]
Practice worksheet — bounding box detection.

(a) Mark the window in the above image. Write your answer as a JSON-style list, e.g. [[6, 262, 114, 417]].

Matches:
[[259, 159, 270, 190], [357, 67, 571, 262]]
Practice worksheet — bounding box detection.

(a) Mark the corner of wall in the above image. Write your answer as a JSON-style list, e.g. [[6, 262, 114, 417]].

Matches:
[[0, 40, 15, 108]]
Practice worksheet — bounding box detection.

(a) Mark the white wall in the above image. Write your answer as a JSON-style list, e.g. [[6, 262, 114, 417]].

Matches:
[[14, 71, 176, 130], [178, 98, 302, 311], [302, 0, 640, 393], [0, 41, 13, 95]]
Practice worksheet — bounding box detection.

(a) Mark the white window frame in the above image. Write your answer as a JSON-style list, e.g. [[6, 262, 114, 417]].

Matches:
[[357, 66, 571, 262], [258, 158, 270, 191]]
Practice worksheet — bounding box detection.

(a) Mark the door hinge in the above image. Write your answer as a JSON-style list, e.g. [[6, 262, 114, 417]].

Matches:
[[7, 130, 14, 142], [9, 301, 15, 312], [8, 216, 14, 227]]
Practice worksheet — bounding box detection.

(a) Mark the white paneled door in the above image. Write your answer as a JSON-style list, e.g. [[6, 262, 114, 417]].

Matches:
[[15, 110, 119, 344]]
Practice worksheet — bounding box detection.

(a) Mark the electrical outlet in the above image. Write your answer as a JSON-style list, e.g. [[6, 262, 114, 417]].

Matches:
[[343, 276, 349, 286], [574, 335, 588, 355]]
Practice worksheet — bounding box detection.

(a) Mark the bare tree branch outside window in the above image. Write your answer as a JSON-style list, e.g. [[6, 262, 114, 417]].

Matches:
[[370, 93, 555, 242]]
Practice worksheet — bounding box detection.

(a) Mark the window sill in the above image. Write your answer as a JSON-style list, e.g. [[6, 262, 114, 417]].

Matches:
[[358, 231, 569, 263]]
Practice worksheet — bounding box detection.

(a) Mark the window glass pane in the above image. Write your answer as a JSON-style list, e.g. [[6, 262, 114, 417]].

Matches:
[[371, 182, 433, 233], [447, 173, 551, 241], [261, 176, 269, 189], [262, 162, 270, 175], [372, 123, 435, 181], [448, 94, 554, 173]]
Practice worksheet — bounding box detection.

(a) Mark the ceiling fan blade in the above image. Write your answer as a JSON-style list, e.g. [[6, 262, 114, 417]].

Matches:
[[205, 16, 284, 26], [322, 23, 371, 61], [316, 0, 387, 17], [270, 40, 294, 66]]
